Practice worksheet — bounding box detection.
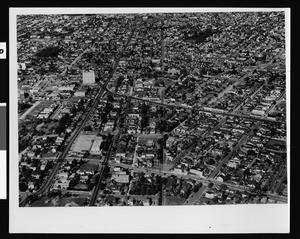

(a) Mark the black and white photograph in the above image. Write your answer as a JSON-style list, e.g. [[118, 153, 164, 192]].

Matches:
[[9, 7, 290, 233]]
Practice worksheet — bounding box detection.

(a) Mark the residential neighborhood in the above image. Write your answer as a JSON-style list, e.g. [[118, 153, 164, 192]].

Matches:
[[17, 11, 287, 207]]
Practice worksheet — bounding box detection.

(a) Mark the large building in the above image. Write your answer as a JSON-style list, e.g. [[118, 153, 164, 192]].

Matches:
[[90, 136, 103, 155], [82, 70, 95, 84], [72, 134, 95, 153]]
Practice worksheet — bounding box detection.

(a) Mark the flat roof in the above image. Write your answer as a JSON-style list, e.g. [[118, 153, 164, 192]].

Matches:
[[72, 134, 97, 153]]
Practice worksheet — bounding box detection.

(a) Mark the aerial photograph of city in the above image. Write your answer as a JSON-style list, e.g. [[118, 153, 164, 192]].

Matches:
[[17, 10, 287, 207]]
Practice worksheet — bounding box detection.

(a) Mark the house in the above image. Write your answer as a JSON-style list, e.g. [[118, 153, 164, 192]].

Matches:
[[115, 152, 126, 158], [189, 168, 203, 177], [205, 191, 214, 199], [57, 172, 68, 178], [143, 198, 150, 206], [27, 151, 35, 158], [74, 90, 86, 97], [40, 162, 47, 171], [53, 178, 69, 190], [146, 140, 154, 147], [252, 173, 262, 182], [77, 163, 98, 175], [227, 157, 240, 169], [260, 196, 268, 203], [37, 113, 50, 119], [173, 168, 188, 175], [28, 181, 35, 190], [167, 68, 180, 76], [32, 172, 41, 180], [112, 174, 129, 184]]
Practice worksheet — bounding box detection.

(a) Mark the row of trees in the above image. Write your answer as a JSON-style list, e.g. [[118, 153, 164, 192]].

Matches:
[[55, 113, 72, 135], [140, 102, 151, 132], [36, 46, 63, 58], [19, 102, 32, 112]]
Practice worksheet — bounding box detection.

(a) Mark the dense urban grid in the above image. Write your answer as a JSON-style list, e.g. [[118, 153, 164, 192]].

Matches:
[[17, 12, 287, 207]]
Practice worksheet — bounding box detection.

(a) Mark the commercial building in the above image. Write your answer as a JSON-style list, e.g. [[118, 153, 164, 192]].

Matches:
[[112, 174, 130, 183], [82, 70, 95, 84], [90, 136, 103, 154], [72, 134, 96, 153]]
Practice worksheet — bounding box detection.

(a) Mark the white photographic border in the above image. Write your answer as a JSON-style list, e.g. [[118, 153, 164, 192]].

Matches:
[[9, 7, 290, 233]]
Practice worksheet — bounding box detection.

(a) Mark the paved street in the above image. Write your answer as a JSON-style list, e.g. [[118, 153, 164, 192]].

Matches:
[[89, 28, 136, 206], [17, 12, 288, 209], [19, 101, 41, 120], [184, 185, 208, 205]]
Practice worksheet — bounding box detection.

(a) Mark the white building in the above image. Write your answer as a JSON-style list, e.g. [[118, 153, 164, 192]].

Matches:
[[189, 169, 204, 177], [82, 70, 95, 84], [58, 85, 75, 91], [18, 63, 26, 70], [90, 137, 103, 154], [74, 91, 86, 97], [251, 109, 265, 116]]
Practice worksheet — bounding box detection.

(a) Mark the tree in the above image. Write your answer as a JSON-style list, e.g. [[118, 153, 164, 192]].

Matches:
[[107, 94, 115, 103], [139, 172, 147, 183], [193, 184, 200, 193], [78, 99, 84, 111], [83, 151, 90, 158], [208, 182, 214, 188], [140, 102, 150, 115], [19, 102, 32, 111], [22, 168, 32, 179], [140, 115, 149, 130], [100, 112, 108, 125], [84, 125, 93, 131], [116, 76, 124, 86], [212, 196, 219, 204], [243, 168, 251, 179], [103, 140, 111, 152], [141, 185, 146, 195], [19, 182, 28, 192], [261, 186, 268, 193], [220, 184, 228, 191], [247, 149, 256, 157], [68, 179, 77, 189], [36, 46, 62, 58]]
